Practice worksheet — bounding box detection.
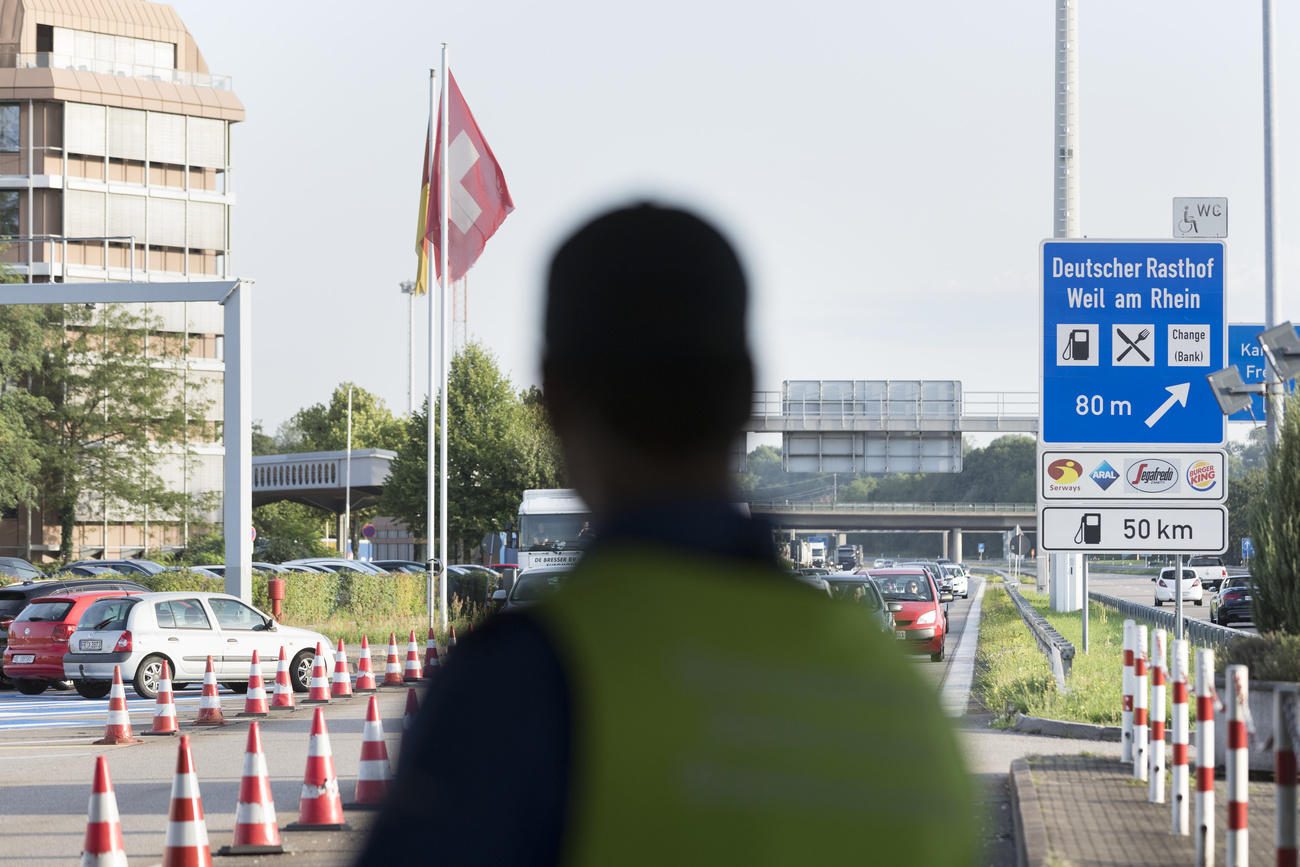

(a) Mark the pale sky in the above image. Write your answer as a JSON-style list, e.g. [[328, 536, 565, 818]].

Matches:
[[174, 1, 1300, 434]]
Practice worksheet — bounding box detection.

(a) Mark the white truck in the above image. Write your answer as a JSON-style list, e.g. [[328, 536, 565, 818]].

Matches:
[[1185, 554, 1229, 594], [809, 540, 827, 568], [516, 489, 591, 572]]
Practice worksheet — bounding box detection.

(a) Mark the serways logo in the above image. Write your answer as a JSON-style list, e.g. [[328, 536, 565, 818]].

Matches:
[[1046, 458, 1083, 492], [1125, 458, 1179, 494], [1186, 460, 1217, 492]]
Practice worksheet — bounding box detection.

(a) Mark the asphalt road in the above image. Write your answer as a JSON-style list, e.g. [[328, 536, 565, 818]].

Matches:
[[1085, 569, 1259, 635]]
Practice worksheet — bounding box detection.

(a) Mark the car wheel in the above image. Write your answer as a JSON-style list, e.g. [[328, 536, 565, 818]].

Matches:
[[931, 644, 946, 663], [1195, 599, 1203, 607], [1154, 599, 1162, 606], [74, 679, 112, 699], [223, 682, 249, 695], [15, 679, 46, 695], [291, 650, 314, 692], [132, 654, 168, 700]]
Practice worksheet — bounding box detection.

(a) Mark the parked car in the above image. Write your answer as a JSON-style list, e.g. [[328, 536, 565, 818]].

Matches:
[[47, 565, 120, 578], [1153, 567, 1202, 606], [0, 577, 150, 686], [63, 591, 330, 699], [1210, 576, 1254, 627], [370, 560, 430, 574], [824, 573, 894, 634], [1186, 555, 1229, 594], [2, 590, 143, 694], [191, 563, 283, 577], [152, 566, 222, 580], [868, 567, 953, 662], [60, 559, 167, 577], [0, 557, 43, 581], [496, 567, 573, 612], [281, 558, 386, 575]]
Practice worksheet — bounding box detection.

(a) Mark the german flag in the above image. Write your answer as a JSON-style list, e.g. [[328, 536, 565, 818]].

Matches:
[[412, 120, 432, 296]]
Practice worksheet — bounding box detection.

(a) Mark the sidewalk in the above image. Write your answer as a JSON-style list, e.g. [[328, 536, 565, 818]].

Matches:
[[1012, 753, 1285, 866]]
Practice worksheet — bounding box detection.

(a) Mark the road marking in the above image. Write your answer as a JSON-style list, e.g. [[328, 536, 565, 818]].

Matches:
[[940, 577, 986, 718]]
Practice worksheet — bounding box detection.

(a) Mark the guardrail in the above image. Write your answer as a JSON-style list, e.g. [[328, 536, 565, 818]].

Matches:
[[1088, 591, 1245, 653], [1005, 582, 1075, 688], [748, 501, 1035, 513]]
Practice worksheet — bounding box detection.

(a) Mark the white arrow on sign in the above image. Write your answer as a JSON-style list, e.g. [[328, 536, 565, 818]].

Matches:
[[1144, 382, 1190, 428]]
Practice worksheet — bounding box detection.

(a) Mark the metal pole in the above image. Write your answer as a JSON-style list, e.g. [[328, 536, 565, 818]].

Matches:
[[1175, 553, 1184, 641], [439, 43, 451, 632], [344, 384, 352, 557], [1264, 0, 1284, 444], [1082, 555, 1089, 653], [425, 69, 438, 629], [400, 280, 415, 415]]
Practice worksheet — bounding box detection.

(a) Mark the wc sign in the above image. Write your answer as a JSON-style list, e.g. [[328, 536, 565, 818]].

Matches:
[[1173, 197, 1227, 239]]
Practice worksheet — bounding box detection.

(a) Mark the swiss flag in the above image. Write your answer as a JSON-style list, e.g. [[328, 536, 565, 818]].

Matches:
[[427, 72, 514, 282]]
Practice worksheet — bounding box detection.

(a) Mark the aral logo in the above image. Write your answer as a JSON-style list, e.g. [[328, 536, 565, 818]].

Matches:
[[1047, 458, 1083, 485], [1187, 460, 1217, 492], [1126, 458, 1178, 493], [1089, 461, 1119, 491]]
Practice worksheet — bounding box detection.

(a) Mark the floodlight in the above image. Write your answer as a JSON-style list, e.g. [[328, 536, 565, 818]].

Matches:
[[1206, 367, 1258, 416], [1258, 321, 1300, 381]]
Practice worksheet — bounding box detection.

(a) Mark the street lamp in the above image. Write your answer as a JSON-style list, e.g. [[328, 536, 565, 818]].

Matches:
[[399, 280, 416, 415]]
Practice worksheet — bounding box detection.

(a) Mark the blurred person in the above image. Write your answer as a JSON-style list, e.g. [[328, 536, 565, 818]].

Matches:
[[355, 204, 975, 865]]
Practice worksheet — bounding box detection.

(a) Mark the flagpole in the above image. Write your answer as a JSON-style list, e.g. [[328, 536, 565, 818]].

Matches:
[[425, 67, 438, 631], [438, 43, 451, 633]]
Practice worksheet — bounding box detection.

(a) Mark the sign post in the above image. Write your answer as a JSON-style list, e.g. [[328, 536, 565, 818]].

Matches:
[[1039, 240, 1228, 621]]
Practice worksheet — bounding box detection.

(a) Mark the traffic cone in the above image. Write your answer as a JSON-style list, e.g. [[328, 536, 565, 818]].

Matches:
[[347, 695, 393, 808], [81, 756, 127, 866], [381, 633, 403, 686], [354, 636, 377, 692], [270, 645, 295, 711], [330, 638, 353, 699], [192, 656, 226, 727], [403, 630, 422, 682], [448, 623, 458, 654], [284, 708, 350, 831], [302, 643, 331, 704], [238, 649, 269, 717], [94, 666, 142, 745], [162, 734, 212, 867], [144, 659, 179, 736], [422, 630, 441, 680], [401, 687, 420, 749], [216, 722, 285, 856]]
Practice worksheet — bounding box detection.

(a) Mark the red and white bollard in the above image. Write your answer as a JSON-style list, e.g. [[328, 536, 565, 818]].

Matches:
[[1149, 628, 1167, 804], [1276, 684, 1298, 867], [1196, 648, 1216, 867], [1134, 624, 1149, 782], [1172, 638, 1190, 836], [1226, 664, 1248, 867], [1122, 619, 1136, 764]]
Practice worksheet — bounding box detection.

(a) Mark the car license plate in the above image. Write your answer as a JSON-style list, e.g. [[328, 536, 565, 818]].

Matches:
[[895, 630, 907, 639], [78, 639, 102, 652], [1245, 596, 1252, 602], [11, 654, 33, 664]]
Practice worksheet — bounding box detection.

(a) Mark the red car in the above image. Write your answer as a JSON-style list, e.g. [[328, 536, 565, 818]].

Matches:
[[867, 568, 951, 662], [2, 590, 141, 695]]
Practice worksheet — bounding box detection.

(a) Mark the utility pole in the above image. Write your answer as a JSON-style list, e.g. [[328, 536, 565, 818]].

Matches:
[[1263, 0, 1283, 444], [400, 280, 416, 415]]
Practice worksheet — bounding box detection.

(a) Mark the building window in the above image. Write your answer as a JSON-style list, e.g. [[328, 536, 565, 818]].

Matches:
[[0, 191, 19, 236], [0, 105, 19, 152]]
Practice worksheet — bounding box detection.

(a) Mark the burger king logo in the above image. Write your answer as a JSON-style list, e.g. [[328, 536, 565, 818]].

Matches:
[[1047, 458, 1082, 485], [1187, 460, 1217, 492]]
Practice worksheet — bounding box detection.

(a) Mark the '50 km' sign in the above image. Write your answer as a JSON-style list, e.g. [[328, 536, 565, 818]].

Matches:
[[1040, 240, 1226, 446]]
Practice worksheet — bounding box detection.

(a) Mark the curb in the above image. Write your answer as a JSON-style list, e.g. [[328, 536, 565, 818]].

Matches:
[[1009, 757, 1048, 867], [1013, 712, 1122, 742]]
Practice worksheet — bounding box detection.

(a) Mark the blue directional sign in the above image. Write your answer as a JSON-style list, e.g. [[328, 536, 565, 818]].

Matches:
[[1227, 323, 1297, 422], [1041, 240, 1226, 445]]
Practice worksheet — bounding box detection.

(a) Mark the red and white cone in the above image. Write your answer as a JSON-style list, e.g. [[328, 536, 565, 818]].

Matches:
[[403, 630, 422, 682], [239, 649, 269, 717], [270, 645, 295, 711], [216, 721, 285, 856], [94, 666, 142, 745], [330, 638, 353, 699], [381, 633, 403, 686], [284, 708, 350, 831], [302, 643, 331, 705], [348, 695, 393, 807], [354, 636, 377, 692], [401, 687, 420, 752], [192, 656, 226, 727], [81, 756, 127, 866], [144, 659, 179, 736], [422, 627, 440, 679], [448, 623, 458, 655], [162, 734, 212, 867]]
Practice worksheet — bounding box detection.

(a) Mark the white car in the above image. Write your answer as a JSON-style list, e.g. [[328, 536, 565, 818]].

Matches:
[[947, 567, 969, 599], [1153, 567, 1203, 607], [63, 592, 330, 699]]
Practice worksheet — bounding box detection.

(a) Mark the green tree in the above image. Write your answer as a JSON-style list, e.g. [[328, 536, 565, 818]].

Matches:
[[1249, 394, 1300, 633], [278, 383, 406, 453], [382, 342, 565, 558], [253, 501, 333, 562], [1226, 466, 1265, 567]]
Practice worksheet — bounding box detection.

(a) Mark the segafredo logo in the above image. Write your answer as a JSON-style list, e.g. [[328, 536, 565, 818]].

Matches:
[[1186, 460, 1217, 492], [1089, 460, 1119, 491], [1046, 458, 1083, 492], [1125, 458, 1178, 494]]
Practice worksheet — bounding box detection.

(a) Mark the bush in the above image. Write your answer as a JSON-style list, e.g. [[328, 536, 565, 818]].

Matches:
[[138, 570, 225, 594], [1250, 393, 1300, 634], [1223, 632, 1300, 682]]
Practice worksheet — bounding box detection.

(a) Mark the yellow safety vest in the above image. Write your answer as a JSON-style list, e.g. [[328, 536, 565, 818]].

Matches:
[[534, 544, 977, 866]]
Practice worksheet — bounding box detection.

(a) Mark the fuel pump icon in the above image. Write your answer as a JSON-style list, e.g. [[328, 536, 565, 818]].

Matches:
[[1074, 512, 1102, 545]]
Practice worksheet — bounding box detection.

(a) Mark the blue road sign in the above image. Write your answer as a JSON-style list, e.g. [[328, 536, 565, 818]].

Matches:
[[1041, 240, 1226, 444], [1242, 536, 1254, 560], [977, 542, 985, 553], [1227, 323, 1298, 422]]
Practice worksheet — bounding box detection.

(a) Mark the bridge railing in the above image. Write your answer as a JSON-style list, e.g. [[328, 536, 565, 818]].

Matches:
[[748, 501, 1036, 513]]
